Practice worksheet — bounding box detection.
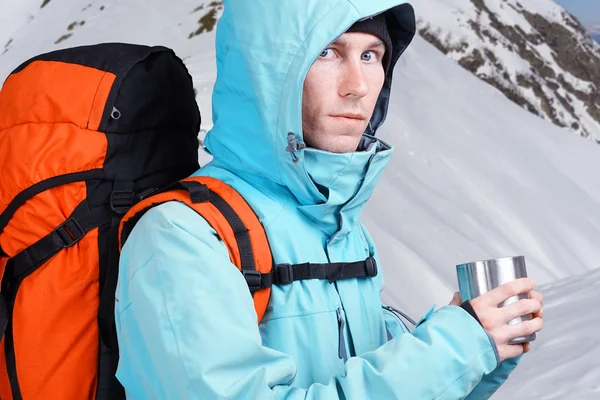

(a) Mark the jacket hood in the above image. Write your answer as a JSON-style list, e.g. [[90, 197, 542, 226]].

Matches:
[[204, 0, 416, 208]]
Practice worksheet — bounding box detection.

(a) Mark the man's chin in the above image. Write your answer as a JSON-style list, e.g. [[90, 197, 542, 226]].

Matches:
[[317, 136, 364, 154]]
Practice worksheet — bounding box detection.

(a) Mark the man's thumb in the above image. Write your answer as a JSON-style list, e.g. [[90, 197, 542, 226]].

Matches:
[[449, 291, 462, 306]]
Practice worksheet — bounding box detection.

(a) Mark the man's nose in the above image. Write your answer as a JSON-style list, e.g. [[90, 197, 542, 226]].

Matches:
[[339, 59, 369, 98]]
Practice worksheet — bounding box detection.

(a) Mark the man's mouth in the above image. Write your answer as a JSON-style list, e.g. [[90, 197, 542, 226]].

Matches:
[[329, 113, 366, 121]]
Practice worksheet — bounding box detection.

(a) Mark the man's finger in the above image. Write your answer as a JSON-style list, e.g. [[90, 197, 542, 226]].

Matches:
[[529, 290, 543, 305], [503, 317, 544, 343], [501, 299, 542, 323], [486, 278, 536, 306], [529, 291, 544, 319], [449, 291, 462, 306], [501, 343, 525, 360]]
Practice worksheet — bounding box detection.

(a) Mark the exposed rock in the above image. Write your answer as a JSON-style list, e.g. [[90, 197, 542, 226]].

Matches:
[[419, 0, 600, 141], [418, 26, 449, 54], [189, 2, 222, 39], [459, 49, 485, 72], [54, 33, 72, 44]]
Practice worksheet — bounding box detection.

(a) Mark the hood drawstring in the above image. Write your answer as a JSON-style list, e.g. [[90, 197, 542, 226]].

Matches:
[[367, 121, 374, 135], [285, 132, 306, 164]]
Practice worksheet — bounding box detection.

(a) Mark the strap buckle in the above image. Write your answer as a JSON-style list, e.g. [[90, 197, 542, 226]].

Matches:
[[111, 189, 135, 214], [365, 256, 378, 277], [241, 270, 262, 292], [55, 218, 85, 247], [275, 263, 294, 285]]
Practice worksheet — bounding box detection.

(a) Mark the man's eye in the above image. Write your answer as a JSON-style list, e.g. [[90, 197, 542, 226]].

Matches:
[[361, 51, 377, 62], [319, 48, 334, 58]]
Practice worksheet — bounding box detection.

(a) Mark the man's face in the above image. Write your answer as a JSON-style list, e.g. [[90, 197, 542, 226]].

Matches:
[[302, 32, 386, 154]]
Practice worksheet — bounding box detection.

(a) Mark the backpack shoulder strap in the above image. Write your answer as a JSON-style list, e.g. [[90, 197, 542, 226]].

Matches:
[[119, 176, 379, 324], [119, 176, 273, 323]]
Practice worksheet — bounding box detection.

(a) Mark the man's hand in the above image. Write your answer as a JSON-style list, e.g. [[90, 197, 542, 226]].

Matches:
[[449, 291, 462, 306], [448, 278, 544, 362], [521, 289, 543, 354]]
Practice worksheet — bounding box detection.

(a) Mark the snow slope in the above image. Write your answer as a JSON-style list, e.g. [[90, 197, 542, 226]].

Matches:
[[496, 268, 600, 399], [1, 1, 600, 398]]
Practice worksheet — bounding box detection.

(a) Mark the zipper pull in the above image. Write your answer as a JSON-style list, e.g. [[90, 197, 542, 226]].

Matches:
[[337, 307, 348, 362], [383, 305, 417, 327]]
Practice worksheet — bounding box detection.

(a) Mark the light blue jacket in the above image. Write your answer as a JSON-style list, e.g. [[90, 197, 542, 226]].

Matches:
[[115, 0, 521, 398]]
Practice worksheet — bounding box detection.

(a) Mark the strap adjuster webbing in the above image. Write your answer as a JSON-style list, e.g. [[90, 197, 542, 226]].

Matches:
[[55, 217, 85, 247], [4, 202, 112, 281], [111, 182, 135, 214], [180, 181, 211, 203]]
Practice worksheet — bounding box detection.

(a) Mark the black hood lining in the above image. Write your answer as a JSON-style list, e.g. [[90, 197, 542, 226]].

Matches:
[[370, 3, 416, 134]]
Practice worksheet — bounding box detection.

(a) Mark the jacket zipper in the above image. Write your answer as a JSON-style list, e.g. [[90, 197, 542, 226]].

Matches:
[[336, 307, 348, 362], [382, 305, 417, 329]]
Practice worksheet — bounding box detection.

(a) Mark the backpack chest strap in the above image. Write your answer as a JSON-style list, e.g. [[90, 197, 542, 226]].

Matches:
[[247, 257, 378, 292]]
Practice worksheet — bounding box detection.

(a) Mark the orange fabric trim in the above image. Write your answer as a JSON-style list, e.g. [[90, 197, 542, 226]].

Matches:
[[120, 177, 273, 323], [13, 228, 100, 399]]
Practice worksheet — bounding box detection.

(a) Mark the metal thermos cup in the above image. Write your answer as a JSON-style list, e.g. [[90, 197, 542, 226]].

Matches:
[[456, 256, 535, 344]]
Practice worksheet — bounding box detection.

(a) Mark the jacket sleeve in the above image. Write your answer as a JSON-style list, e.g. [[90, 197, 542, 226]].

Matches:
[[115, 202, 500, 399], [464, 355, 522, 399], [460, 301, 522, 399]]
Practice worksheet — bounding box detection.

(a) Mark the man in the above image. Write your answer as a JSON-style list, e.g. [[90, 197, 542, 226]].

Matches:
[[115, 0, 544, 398]]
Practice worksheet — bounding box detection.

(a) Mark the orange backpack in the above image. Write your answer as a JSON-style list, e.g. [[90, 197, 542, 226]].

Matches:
[[0, 43, 202, 400]]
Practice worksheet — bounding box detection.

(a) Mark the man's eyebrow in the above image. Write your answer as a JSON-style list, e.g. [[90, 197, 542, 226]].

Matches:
[[330, 37, 385, 49], [330, 37, 349, 47], [367, 39, 385, 49]]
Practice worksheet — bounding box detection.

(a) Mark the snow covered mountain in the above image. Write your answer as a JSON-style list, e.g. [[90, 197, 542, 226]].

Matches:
[[2, 1, 600, 398], [589, 25, 600, 43], [411, 0, 600, 142]]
